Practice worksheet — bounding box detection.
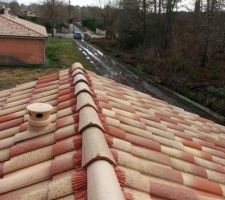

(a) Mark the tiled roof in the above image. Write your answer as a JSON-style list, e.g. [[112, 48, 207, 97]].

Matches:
[[0, 13, 47, 38], [1, 63, 225, 200]]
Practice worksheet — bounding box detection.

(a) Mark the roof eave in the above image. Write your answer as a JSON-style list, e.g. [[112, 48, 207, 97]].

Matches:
[[0, 35, 48, 40]]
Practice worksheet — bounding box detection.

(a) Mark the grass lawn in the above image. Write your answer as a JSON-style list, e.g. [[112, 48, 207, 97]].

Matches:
[[0, 37, 98, 91]]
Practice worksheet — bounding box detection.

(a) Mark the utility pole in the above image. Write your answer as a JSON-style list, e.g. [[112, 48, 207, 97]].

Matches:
[[69, 0, 71, 19]]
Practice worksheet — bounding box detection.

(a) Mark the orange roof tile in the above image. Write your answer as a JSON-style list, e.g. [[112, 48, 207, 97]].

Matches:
[[0, 63, 225, 199]]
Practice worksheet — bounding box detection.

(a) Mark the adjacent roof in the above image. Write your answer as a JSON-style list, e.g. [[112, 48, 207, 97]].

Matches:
[[0, 13, 47, 38], [1, 63, 225, 200]]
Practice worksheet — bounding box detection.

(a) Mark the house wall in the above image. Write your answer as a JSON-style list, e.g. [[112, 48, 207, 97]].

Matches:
[[0, 38, 45, 65]]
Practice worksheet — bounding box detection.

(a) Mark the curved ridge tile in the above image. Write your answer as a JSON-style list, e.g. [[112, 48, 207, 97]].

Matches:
[[78, 106, 104, 133], [76, 92, 98, 112], [71, 62, 85, 71], [73, 74, 88, 85], [73, 66, 125, 199], [72, 68, 85, 77], [87, 160, 124, 200], [74, 82, 92, 96], [82, 127, 116, 167]]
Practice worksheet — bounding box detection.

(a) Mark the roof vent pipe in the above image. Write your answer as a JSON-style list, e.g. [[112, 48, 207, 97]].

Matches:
[[27, 103, 53, 129]]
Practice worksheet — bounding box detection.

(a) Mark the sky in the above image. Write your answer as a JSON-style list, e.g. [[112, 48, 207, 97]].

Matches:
[[11, 0, 194, 11], [17, 0, 98, 7]]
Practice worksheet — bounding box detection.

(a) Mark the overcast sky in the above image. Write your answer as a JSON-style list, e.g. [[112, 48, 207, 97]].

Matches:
[[14, 0, 193, 11], [17, 0, 98, 6]]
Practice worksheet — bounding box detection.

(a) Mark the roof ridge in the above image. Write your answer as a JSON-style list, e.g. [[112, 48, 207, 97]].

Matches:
[[0, 14, 46, 38], [71, 62, 125, 200]]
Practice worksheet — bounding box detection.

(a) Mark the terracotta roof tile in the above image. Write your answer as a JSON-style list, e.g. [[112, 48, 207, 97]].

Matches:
[[0, 117, 24, 131], [0, 161, 51, 194], [1, 63, 225, 199], [150, 181, 199, 200]]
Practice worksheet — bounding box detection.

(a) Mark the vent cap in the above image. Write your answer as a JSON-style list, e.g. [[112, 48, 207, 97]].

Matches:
[[27, 103, 53, 127]]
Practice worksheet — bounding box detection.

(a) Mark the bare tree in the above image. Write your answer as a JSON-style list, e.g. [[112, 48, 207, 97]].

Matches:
[[142, 0, 147, 45], [42, 0, 64, 37], [164, 0, 179, 49], [194, 0, 201, 13], [9, 0, 20, 15], [201, 0, 225, 67]]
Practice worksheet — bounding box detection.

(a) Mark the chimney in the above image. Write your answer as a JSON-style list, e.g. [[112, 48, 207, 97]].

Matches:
[[27, 103, 53, 130]]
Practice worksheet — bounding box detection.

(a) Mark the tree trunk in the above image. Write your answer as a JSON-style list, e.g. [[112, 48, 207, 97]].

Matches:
[[164, 17, 173, 49], [210, 0, 216, 12], [223, 32, 225, 53], [201, 30, 209, 67], [51, 23, 54, 37], [154, 0, 157, 13], [194, 0, 201, 13], [159, 0, 161, 14], [142, 0, 147, 46], [164, 0, 174, 50], [206, 0, 210, 12]]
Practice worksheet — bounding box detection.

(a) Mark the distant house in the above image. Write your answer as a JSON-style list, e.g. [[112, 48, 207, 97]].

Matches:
[[21, 9, 36, 18], [0, 8, 47, 66]]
